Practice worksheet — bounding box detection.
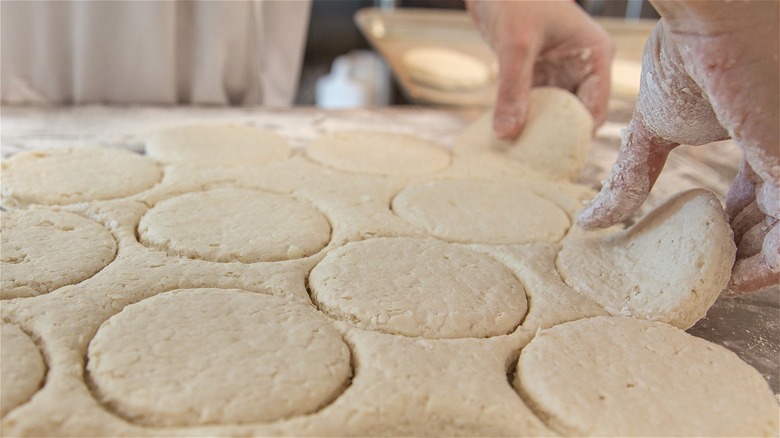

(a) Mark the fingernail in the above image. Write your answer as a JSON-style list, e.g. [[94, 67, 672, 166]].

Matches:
[[494, 114, 518, 139]]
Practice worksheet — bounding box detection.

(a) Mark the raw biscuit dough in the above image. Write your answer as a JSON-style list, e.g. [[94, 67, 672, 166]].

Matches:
[[403, 46, 491, 90], [309, 237, 527, 338], [1, 324, 46, 417], [145, 124, 291, 166], [454, 87, 592, 180], [392, 179, 570, 244], [306, 131, 450, 176], [138, 188, 330, 263], [86, 288, 351, 427], [0, 147, 161, 208], [1, 209, 117, 299], [557, 189, 736, 329], [515, 316, 779, 437]]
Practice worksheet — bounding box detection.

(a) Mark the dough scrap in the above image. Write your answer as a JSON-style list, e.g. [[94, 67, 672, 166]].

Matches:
[[516, 316, 779, 437], [1, 209, 117, 299], [145, 124, 290, 166], [557, 189, 736, 329], [309, 237, 527, 338], [403, 46, 491, 91], [306, 130, 450, 176], [86, 288, 351, 427], [454, 87, 592, 181], [138, 188, 330, 263], [0, 147, 161, 208], [392, 178, 570, 244], [1, 324, 46, 417]]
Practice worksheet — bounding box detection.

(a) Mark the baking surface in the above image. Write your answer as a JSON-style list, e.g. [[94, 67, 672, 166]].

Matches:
[[1, 104, 777, 399]]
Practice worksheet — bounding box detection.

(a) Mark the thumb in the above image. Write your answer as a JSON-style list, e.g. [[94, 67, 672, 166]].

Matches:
[[492, 40, 538, 140]]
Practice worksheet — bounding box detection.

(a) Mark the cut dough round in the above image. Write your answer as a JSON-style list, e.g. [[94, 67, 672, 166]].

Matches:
[[1, 324, 46, 417], [309, 237, 527, 338], [557, 189, 736, 329], [138, 188, 330, 263], [306, 131, 450, 176], [87, 288, 351, 427], [403, 46, 491, 90], [145, 124, 291, 166], [392, 179, 570, 244], [1, 147, 161, 208], [515, 316, 779, 437], [454, 87, 592, 180], [1, 209, 117, 299]]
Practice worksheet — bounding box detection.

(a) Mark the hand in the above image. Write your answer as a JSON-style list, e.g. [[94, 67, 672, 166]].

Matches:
[[465, 0, 614, 139], [577, 0, 779, 295]]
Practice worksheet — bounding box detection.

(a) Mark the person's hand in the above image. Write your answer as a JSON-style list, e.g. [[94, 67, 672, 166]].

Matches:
[[465, 0, 614, 139], [577, 1, 779, 295]]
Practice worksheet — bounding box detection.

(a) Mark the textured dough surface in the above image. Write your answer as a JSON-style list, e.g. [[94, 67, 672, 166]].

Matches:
[[145, 124, 290, 166], [1, 324, 46, 417], [557, 189, 736, 329], [403, 47, 491, 90], [309, 237, 527, 338], [0, 148, 161, 207], [86, 288, 351, 427], [306, 130, 450, 175], [516, 316, 779, 437], [392, 179, 570, 244], [138, 188, 330, 263], [1, 209, 117, 299], [454, 87, 592, 180]]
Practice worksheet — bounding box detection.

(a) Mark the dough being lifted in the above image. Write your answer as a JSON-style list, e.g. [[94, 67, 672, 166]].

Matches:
[[309, 237, 527, 339], [393, 179, 570, 244], [87, 289, 351, 427], [306, 131, 450, 176], [516, 316, 778, 437], [403, 46, 491, 91], [1, 209, 117, 299], [557, 189, 736, 329], [1, 324, 46, 417], [1, 147, 161, 208], [454, 87, 592, 181], [138, 188, 330, 263], [145, 124, 290, 166]]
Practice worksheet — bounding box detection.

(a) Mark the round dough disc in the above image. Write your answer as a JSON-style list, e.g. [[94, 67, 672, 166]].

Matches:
[[556, 189, 736, 329], [1, 209, 117, 299], [87, 288, 351, 427], [138, 188, 330, 263], [1, 324, 46, 417], [145, 124, 291, 166], [1, 147, 161, 208], [515, 316, 779, 437], [309, 237, 527, 338], [392, 179, 570, 244], [403, 46, 491, 90], [306, 131, 450, 176]]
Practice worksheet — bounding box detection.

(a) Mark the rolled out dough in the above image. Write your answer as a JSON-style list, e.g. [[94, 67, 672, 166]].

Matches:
[[306, 130, 450, 176], [1, 324, 46, 417], [516, 316, 778, 436], [0, 147, 162, 208], [87, 288, 351, 427], [392, 178, 570, 244], [403, 46, 491, 91], [557, 189, 736, 329], [454, 87, 592, 181], [1, 209, 117, 299], [309, 237, 527, 339], [138, 188, 330, 263], [145, 124, 290, 166]]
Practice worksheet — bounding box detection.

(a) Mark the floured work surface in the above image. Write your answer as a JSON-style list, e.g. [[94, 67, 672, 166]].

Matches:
[[1, 90, 777, 437]]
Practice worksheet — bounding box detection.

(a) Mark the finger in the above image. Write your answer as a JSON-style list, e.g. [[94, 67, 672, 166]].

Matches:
[[736, 217, 776, 260], [577, 115, 677, 229], [756, 181, 780, 219], [492, 39, 538, 140], [725, 158, 759, 221], [728, 222, 780, 295], [574, 41, 612, 131]]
